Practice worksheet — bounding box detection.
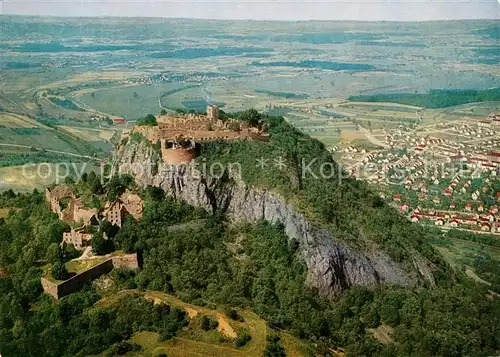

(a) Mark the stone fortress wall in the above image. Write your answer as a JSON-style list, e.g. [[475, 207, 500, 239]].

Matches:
[[41, 277, 59, 299], [43, 184, 144, 299], [45, 186, 98, 226], [57, 259, 114, 298], [111, 254, 140, 270], [41, 253, 139, 300], [105, 191, 144, 227], [131, 105, 269, 165], [62, 230, 93, 250], [46, 186, 144, 244]]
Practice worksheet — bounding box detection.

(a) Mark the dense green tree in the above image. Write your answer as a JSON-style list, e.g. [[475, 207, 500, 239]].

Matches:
[[91, 232, 114, 256], [264, 335, 287, 357], [62, 242, 80, 260], [100, 219, 119, 239], [238, 108, 261, 126], [51, 260, 68, 281], [46, 243, 61, 263], [137, 114, 158, 126]]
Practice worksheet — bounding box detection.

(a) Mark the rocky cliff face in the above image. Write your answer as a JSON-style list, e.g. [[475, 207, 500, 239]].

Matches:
[[115, 140, 432, 297]]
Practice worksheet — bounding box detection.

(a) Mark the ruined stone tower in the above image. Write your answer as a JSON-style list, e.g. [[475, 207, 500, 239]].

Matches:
[[206, 104, 219, 121]]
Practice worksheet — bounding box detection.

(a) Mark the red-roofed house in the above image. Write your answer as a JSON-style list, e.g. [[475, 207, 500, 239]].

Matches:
[[394, 194, 401, 202], [493, 223, 500, 233], [465, 202, 472, 211], [449, 219, 460, 227], [481, 222, 491, 231], [450, 201, 456, 209], [462, 217, 477, 225], [414, 145, 425, 154], [113, 118, 126, 124], [487, 152, 500, 163], [443, 188, 453, 197]]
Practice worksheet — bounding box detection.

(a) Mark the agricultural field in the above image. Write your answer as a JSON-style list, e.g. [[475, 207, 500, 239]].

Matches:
[[0, 112, 40, 128], [0, 164, 61, 191], [0, 111, 114, 155], [77, 83, 188, 119], [0, 16, 499, 190], [432, 236, 500, 289], [433, 237, 500, 270], [57, 126, 116, 142], [0, 162, 101, 192]]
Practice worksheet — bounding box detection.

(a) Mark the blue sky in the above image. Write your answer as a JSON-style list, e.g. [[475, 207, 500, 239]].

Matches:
[[2, 0, 499, 21]]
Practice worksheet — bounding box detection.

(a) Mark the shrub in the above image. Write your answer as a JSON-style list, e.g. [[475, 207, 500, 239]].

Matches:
[[158, 332, 175, 342], [234, 333, 252, 348], [51, 260, 68, 281], [201, 315, 219, 331], [226, 309, 241, 321], [113, 342, 141, 355], [264, 335, 286, 357], [201, 316, 211, 331], [137, 114, 158, 126]]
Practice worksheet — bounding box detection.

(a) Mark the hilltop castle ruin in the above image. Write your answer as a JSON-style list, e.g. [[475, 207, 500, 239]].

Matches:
[[132, 104, 269, 164], [45, 186, 144, 250], [45, 185, 98, 226], [104, 190, 144, 227]]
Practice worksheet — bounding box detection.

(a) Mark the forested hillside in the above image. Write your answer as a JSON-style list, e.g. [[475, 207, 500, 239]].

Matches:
[[0, 188, 499, 356], [0, 110, 499, 356], [348, 87, 500, 108], [198, 109, 443, 272]]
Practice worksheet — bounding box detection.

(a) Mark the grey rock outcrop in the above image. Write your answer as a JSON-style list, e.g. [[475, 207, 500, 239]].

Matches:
[[115, 141, 428, 297]]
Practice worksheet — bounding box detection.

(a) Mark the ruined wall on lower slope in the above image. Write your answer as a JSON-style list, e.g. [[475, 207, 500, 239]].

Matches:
[[41, 253, 139, 300]]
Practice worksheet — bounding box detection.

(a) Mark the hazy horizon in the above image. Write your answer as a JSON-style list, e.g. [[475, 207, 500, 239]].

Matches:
[[2, 0, 499, 21], [1, 13, 499, 23]]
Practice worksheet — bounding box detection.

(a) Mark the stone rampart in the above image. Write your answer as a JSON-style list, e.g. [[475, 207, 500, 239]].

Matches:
[[41, 253, 139, 300], [40, 277, 59, 300], [112, 253, 140, 270], [58, 259, 114, 298], [133, 122, 269, 146]]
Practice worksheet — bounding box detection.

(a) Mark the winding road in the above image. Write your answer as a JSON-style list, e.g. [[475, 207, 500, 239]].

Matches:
[[358, 126, 391, 148]]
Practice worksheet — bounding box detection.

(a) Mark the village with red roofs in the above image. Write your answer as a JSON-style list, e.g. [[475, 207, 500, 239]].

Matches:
[[337, 113, 500, 235]]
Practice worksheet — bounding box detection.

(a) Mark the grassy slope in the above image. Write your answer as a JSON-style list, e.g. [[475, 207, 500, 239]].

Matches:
[[432, 236, 500, 274], [0, 207, 17, 218], [94, 289, 311, 357]]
